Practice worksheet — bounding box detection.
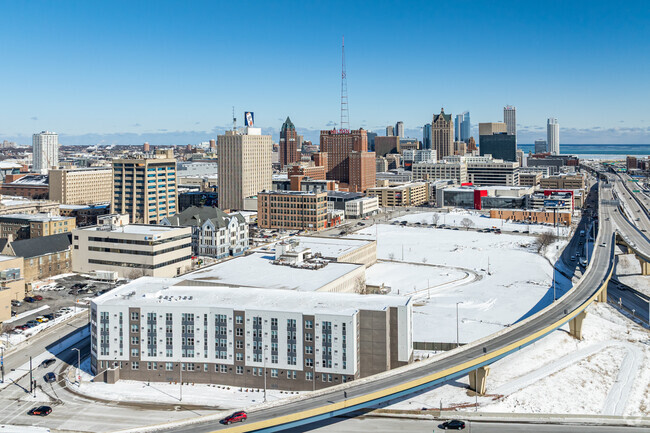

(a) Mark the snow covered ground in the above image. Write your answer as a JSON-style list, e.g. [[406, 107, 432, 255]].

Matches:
[[350, 225, 571, 343], [393, 209, 571, 237], [389, 303, 650, 417], [74, 357, 299, 409], [364, 261, 471, 296]]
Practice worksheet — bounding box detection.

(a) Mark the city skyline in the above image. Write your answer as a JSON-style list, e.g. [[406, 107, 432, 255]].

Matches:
[[1, 1, 649, 145]]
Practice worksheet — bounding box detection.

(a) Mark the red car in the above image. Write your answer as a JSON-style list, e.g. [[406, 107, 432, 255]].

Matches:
[[33, 295, 43, 301], [221, 411, 247, 424]]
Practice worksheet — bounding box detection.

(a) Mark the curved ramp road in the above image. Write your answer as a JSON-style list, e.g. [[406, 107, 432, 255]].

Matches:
[[117, 180, 649, 433]]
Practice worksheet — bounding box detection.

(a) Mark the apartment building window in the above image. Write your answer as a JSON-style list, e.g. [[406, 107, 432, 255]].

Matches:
[[186, 363, 194, 372], [236, 353, 243, 361], [270, 369, 278, 378], [236, 328, 243, 337], [131, 362, 139, 370], [305, 345, 313, 354], [131, 336, 139, 345], [305, 358, 313, 367], [131, 348, 139, 357], [236, 340, 244, 349], [220, 365, 228, 373], [131, 312, 139, 321], [235, 315, 243, 324], [165, 362, 173, 371], [306, 371, 313, 381], [131, 324, 139, 333], [305, 320, 313, 329], [305, 333, 313, 342], [236, 366, 243, 375]]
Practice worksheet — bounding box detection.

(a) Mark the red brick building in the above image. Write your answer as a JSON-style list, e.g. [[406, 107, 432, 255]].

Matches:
[[279, 117, 301, 168], [349, 151, 376, 192]]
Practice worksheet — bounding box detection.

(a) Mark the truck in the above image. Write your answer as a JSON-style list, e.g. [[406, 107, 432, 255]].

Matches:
[[90, 270, 118, 282]]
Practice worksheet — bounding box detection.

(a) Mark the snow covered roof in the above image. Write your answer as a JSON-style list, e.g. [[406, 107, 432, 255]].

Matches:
[[291, 236, 373, 260], [81, 224, 189, 236], [94, 277, 409, 316], [185, 251, 363, 292], [6, 174, 48, 185]]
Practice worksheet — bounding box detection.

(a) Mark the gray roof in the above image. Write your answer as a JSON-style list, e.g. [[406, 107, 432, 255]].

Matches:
[[165, 206, 244, 229], [433, 108, 452, 123], [9, 233, 72, 258], [281, 117, 295, 131]]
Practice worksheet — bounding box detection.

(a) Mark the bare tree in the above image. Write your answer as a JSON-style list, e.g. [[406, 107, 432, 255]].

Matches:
[[422, 257, 428, 264], [534, 231, 557, 253], [460, 218, 475, 231], [354, 275, 367, 294], [388, 252, 396, 261], [127, 268, 145, 280], [1, 323, 13, 335], [431, 214, 440, 226]]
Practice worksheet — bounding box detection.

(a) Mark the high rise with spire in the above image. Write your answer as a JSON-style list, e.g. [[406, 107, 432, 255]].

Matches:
[[279, 117, 301, 168], [432, 108, 454, 160]]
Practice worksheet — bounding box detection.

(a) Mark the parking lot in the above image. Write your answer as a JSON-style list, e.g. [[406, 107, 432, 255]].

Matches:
[[6, 274, 124, 331]]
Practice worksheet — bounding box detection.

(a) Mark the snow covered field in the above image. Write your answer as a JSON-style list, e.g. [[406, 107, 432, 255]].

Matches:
[[390, 303, 650, 417], [364, 261, 471, 296], [349, 224, 570, 343], [393, 209, 571, 237], [616, 252, 650, 297]]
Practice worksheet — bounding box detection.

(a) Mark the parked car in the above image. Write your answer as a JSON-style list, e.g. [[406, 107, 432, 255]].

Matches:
[[33, 295, 43, 301], [43, 313, 55, 321], [23, 296, 36, 303], [36, 316, 49, 323], [40, 359, 56, 368], [220, 411, 247, 424], [440, 419, 466, 430], [11, 300, 22, 307], [28, 406, 52, 416], [25, 320, 39, 328], [43, 372, 56, 383]]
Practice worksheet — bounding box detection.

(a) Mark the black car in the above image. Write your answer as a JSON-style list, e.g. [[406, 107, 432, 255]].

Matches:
[[40, 358, 56, 368], [28, 406, 52, 416], [24, 296, 36, 303], [441, 419, 465, 430], [44, 372, 56, 383], [43, 313, 55, 321]]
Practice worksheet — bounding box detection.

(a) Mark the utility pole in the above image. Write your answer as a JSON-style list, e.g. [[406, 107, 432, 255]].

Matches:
[[456, 302, 462, 348], [0, 345, 4, 384], [180, 363, 183, 401], [29, 356, 33, 394]]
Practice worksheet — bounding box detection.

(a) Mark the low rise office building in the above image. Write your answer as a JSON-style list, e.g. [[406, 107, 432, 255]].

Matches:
[[1, 233, 72, 285], [71, 216, 192, 278], [539, 173, 585, 191], [257, 190, 329, 232], [0, 255, 25, 322], [344, 196, 379, 219], [367, 182, 429, 207], [49, 167, 113, 205], [0, 213, 76, 240], [0, 195, 60, 216], [412, 161, 468, 184]]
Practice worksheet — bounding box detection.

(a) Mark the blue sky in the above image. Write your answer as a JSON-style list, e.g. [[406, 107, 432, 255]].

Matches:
[[1, 0, 649, 145]]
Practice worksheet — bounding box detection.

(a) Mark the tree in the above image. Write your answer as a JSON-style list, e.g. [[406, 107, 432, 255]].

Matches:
[[354, 275, 367, 294], [534, 231, 557, 253], [127, 268, 145, 280], [431, 214, 440, 226], [460, 218, 475, 231]]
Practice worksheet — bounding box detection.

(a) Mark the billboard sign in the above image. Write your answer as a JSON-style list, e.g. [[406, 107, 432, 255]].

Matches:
[[245, 112, 254, 127], [544, 199, 565, 208]]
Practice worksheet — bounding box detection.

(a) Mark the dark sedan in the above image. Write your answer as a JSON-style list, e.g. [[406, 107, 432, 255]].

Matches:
[[28, 406, 52, 416]]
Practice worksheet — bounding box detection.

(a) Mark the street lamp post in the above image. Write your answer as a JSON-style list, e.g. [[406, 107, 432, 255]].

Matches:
[[72, 348, 81, 385], [0, 346, 4, 384], [456, 302, 462, 348], [263, 346, 267, 403]]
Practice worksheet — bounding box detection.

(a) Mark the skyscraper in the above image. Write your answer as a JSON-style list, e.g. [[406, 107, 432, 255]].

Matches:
[[432, 109, 454, 160], [422, 123, 432, 150], [547, 118, 560, 155], [386, 125, 394, 136], [455, 115, 462, 142], [395, 121, 404, 138], [534, 139, 547, 154], [279, 117, 299, 168], [320, 129, 368, 184], [218, 126, 272, 210], [112, 149, 177, 224], [32, 131, 59, 172], [460, 111, 471, 142], [504, 106, 517, 141]]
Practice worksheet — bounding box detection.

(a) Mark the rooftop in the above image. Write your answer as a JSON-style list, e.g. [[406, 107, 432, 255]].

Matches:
[[0, 254, 18, 263], [0, 196, 53, 207], [290, 236, 373, 260], [6, 174, 48, 186], [80, 224, 190, 236], [94, 277, 409, 316], [185, 251, 363, 292], [0, 213, 74, 222]]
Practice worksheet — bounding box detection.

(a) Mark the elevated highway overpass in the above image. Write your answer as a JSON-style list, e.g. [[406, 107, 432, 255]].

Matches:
[[120, 180, 649, 433]]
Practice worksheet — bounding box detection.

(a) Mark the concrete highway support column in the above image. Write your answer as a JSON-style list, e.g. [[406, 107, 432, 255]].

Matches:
[[597, 284, 608, 303], [469, 366, 490, 396], [636, 255, 650, 276], [569, 311, 588, 340]]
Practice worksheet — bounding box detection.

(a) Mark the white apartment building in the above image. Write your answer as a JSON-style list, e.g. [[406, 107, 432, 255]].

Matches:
[[72, 216, 192, 278], [218, 127, 272, 211], [547, 118, 560, 155], [412, 161, 468, 184], [90, 279, 413, 390], [162, 206, 249, 259], [32, 131, 59, 172], [345, 196, 379, 219], [402, 149, 436, 164]]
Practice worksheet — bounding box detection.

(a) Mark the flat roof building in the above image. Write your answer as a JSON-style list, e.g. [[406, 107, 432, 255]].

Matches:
[[258, 190, 328, 232], [367, 182, 429, 207], [49, 167, 113, 205]]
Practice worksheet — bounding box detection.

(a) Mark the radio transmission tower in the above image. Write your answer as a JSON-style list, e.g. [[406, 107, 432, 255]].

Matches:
[[340, 36, 349, 131]]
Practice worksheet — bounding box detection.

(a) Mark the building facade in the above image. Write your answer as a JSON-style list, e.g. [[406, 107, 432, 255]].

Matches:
[[374, 136, 400, 157], [90, 281, 413, 390], [0, 174, 49, 199], [0, 214, 76, 240], [412, 161, 468, 184], [257, 190, 329, 231], [534, 139, 547, 154], [539, 173, 585, 190], [3, 233, 72, 284], [367, 182, 429, 207], [72, 218, 192, 278], [112, 151, 178, 224], [49, 167, 113, 205], [218, 128, 273, 211], [0, 255, 25, 323], [32, 131, 59, 172], [479, 134, 517, 162], [467, 160, 520, 186], [344, 196, 379, 219], [348, 151, 376, 193], [422, 123, 432, 150], [432, 109, 454, 160]]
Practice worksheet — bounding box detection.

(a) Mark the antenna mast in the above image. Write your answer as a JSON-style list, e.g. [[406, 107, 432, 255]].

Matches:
[[232, 106, 237, 131], [340, 36, 349, 131]]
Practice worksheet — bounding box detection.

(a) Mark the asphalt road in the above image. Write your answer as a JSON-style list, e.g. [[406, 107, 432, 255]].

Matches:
[[608, 279, 650, 323], [283, 416, 650, 433], [159, 183, 621, 433]]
